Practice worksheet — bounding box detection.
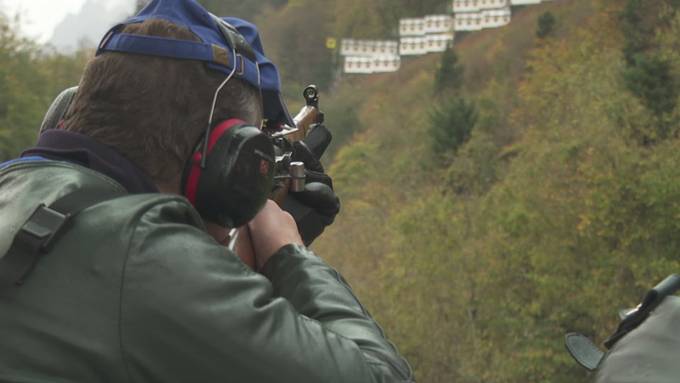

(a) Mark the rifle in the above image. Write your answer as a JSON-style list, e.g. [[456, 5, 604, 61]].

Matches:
[[232, 85, 331, 267], [266, 85, 331, 205]]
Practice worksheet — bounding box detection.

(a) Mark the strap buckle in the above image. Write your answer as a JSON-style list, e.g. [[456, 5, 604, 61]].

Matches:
[[19, 204, 70, 253], [0, 204, 70, 286]]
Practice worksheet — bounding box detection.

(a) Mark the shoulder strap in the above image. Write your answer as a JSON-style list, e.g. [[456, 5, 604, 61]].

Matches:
[[565, 274, 680, 371], [0, 188, 124, 288], [604, 274, 680, 348]]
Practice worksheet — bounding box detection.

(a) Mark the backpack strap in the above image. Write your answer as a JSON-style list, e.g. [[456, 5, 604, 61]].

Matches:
[[0, 188, 124, 287], [604, 274, 680, 348], [565, 274, 680, 371]]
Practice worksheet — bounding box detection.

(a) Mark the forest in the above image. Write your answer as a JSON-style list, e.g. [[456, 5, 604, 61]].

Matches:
[[2, 0, 680, 381]]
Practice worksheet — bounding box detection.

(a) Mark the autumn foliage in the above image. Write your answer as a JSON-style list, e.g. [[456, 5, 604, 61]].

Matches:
[[316, 0, 680, 381]]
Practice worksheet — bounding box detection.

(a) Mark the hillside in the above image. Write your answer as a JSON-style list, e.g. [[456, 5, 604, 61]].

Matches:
[[313, 0, 680, 382]]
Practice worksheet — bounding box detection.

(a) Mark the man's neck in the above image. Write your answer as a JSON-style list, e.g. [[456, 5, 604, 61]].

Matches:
[[156, 181, 181, 195]]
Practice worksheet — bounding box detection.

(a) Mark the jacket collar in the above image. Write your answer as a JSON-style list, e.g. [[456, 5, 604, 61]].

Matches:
[[22, 130, 158, 194]]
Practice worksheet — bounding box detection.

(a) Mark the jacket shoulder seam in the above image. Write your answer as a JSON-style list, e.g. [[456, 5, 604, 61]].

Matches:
[[0, 160, 127, 193]]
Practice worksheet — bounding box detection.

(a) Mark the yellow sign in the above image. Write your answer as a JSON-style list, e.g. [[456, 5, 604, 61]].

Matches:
[[326, 38, 337, 50]]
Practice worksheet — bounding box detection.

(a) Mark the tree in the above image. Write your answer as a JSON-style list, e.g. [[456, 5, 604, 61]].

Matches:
[[620, 0, 647, 65], [619, 0, 678, 64], [624, 55, 678, 118], [619, 0, 680, 139], [536, 11, 556, 39], [0, 14, 89, 161], [429, 97, 477, 157], [434, 48, 464, 95]]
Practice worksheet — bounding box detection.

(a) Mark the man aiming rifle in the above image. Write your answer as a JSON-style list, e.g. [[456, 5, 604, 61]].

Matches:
[[0, 0, 414, 382]]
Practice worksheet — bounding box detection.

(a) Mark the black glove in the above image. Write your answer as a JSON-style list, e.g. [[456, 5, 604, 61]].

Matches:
[[282, 125, 340, 246]]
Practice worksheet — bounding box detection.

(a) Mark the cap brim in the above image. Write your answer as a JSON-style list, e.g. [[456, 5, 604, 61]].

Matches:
[[262, 89, 295, 127]]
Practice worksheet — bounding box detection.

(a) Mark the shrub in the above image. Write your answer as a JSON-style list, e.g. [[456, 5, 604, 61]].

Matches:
[[429, 97, 477, 158], [624, 55, 678, 120], [434, 48, 464, 95], [536, 11, 556, 38]]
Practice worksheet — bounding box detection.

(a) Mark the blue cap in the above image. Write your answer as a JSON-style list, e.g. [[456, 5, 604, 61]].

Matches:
[[96, 0, 294, 127]]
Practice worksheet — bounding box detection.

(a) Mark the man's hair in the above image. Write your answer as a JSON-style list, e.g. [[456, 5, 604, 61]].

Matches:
[[63, 19, 263, 187]]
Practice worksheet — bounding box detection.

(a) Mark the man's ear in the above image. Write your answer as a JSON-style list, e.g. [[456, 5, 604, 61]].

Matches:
[[39, 86, 79, 137]]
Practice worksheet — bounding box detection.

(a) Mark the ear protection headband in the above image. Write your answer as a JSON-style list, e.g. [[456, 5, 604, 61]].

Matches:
[[180, 15, 274, 228], [208, 13, 256, 62]]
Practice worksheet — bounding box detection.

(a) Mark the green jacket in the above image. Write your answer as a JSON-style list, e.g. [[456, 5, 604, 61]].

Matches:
[[0, 160, 413, 383]]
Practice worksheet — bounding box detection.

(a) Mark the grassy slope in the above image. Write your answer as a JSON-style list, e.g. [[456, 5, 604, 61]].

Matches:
[[313, 0, 605, 381], [318, 0, 593, 310]]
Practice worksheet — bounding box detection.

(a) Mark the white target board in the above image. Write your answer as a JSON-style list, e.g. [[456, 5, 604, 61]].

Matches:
[[400, 37, 429, 56], [480, 7, 512, 29], [344, 55, 401, 74], [340, 39, 399, 57], [425, 34, 454, 53], [424, 15, 454, 34], [374, 41, 400, 56], [454, 13, 483, 31], [453, 0, 510, 13], [482, 0, 510, 10], [399, 18, 426, 36], [453, 0, 480, 13], [372, 55, 401, 73], [344, 57, 374, 74]]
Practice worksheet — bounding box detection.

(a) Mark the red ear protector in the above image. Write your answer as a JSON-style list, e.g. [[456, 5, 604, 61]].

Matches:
[[41, 17, 276, 229], [182, 15, 276, 228], [182, 119, 275, 228]]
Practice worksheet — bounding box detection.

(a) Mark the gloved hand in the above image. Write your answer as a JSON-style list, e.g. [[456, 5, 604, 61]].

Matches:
[[282, 126, 340, 246]]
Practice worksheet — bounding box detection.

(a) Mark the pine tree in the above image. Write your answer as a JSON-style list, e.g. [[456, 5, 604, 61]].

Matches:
[[536, 11, 556, 38], [434, 48, 464, 96], [624, 56, 678, 135], [619, 0, 680, 138], [429, 97, 477, 158]]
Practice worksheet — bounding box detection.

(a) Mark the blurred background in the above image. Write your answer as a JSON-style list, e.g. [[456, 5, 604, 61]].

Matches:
[[2, 0, 680, 382], [3, 0, 135, 51]]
